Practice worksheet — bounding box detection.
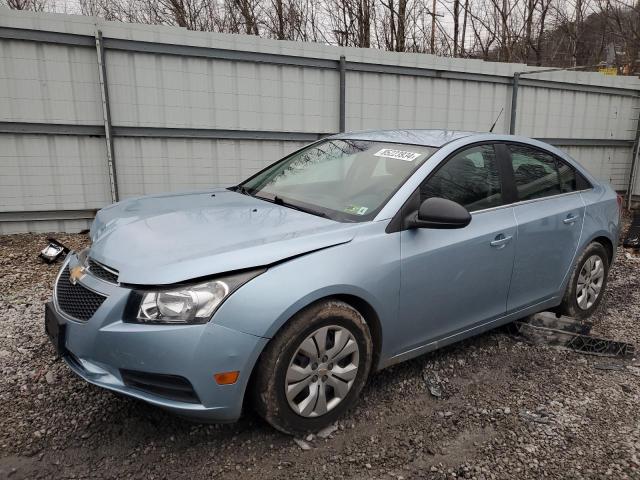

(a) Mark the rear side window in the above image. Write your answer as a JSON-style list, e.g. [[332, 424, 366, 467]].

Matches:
[[421, 144, 503, 212], [508, 145, 579, 201]]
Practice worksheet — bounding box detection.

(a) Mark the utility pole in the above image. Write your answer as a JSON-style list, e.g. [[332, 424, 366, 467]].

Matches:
[[431, 0, 436, 54]]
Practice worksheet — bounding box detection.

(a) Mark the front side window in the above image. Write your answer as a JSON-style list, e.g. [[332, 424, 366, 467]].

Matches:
[[508, 145, 575, 200], [239, 139, 437, 222], [420, 144, 503, 212]]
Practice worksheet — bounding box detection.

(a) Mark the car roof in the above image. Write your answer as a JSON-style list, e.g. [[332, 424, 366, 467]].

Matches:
[[326, 129, 598, 186], [329, 129, 478, 147]]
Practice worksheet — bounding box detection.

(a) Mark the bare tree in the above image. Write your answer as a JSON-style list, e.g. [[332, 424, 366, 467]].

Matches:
[[530, 0, 552, 64], [4, 0, 48, 10], [7, 0, 639, 73], [598, 0, 640, 73], [463, 0, 499, 59], [453, 0, 460, 54], [324, 0, 373, 46], [378, 0, 417, 51], [460, 0, 470, 55], [551, 0, 592, 66], [234, 0, 261, 34]]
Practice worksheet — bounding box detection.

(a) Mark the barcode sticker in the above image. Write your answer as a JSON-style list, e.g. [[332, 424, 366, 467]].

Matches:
[[374, 148, 422, 162]]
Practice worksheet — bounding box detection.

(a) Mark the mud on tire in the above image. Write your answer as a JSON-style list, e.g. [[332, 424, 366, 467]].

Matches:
[[558, 241, 610, 320], [251, 300, 373, 435]]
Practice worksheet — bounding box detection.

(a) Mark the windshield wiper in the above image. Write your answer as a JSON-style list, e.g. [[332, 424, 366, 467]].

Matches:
[[270, 195, 329, 219], [232, 184, 254, 197]]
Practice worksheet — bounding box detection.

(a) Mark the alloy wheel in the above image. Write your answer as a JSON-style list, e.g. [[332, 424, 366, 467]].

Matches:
[[576, 254, 605, 310]]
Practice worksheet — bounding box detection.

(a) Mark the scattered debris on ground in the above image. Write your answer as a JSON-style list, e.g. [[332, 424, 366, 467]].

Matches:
[[38, 238, 70, 264], [623, 211, 640, 250], [316, 423, 339, 439], [423, 372, 443, 398], [516, 312, 635, 358], [1, 218, 639, 479]]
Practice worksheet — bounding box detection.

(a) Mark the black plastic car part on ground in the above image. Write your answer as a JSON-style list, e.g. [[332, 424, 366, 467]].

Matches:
[[623, 211, 640, 248]]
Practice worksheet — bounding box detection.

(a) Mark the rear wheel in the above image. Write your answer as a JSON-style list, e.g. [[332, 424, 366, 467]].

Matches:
[[252, 300, 373, 435], [558, 242, 609, 319]]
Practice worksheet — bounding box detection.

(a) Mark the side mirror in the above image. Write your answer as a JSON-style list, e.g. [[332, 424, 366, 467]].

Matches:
[[407, 197, 471, 229]]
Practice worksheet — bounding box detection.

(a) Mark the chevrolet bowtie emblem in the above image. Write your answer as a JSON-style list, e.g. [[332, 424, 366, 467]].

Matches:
[[69, 265, 86, 285]]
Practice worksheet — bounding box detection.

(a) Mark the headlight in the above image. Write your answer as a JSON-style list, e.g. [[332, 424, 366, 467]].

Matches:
[[129, 269, 264, 324]]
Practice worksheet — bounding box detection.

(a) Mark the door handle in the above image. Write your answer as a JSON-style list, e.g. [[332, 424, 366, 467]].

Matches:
[[563, 214, 579, 225], [490, 234, 513, 248]]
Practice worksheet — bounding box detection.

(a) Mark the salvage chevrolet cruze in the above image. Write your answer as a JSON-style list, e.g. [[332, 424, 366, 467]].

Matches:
[[45, 130, 620, 434]]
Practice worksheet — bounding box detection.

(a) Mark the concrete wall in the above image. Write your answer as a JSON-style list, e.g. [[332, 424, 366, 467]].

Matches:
[[1, 9, 639, 233]]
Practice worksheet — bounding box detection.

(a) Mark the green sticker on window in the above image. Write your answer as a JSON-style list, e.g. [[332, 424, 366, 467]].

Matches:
[[344, 205, 369, 215]]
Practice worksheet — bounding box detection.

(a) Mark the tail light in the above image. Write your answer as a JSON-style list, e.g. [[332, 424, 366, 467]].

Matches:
[[617, 194, 624, 212]]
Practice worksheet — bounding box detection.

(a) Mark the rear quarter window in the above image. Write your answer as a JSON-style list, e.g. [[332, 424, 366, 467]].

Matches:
[[507, 144, 591, 201]]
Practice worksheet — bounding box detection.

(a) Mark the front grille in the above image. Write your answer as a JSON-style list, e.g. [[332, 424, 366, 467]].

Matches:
[[120, 369, 200, 404], [56, 267, 107, 321], [87, 258, 119, 284]]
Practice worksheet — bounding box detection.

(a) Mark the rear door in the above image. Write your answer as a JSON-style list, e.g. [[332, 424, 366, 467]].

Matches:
[[505, 144, 585, 311]]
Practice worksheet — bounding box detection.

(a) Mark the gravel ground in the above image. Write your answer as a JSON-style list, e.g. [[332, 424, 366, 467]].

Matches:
[[1, 226, 639, 480]]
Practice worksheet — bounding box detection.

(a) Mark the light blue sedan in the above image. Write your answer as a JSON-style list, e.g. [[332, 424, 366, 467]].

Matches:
[[45, 130, 620, 434]]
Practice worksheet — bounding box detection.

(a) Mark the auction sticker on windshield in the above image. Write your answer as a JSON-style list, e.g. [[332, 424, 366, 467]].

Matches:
[[374, 148, 422, 162]]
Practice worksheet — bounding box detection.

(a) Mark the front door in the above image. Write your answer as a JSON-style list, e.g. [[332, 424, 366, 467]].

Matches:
[[396, 144, 517, 355]]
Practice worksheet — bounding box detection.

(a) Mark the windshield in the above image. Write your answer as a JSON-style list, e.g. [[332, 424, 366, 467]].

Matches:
[[237, 139, 437, 222]]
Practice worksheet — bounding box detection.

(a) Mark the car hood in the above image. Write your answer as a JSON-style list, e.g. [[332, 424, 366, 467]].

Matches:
[[88, 189, 359, 285]]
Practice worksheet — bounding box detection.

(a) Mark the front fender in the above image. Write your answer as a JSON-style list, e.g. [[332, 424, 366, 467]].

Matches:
[[210, 222, 401, 358]]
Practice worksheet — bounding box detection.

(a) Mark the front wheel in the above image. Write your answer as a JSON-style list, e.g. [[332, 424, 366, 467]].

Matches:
[[558, 242, 610, 319], [252, 300, 373, 435]]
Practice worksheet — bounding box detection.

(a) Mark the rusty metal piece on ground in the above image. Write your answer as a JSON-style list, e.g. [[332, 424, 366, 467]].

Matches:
[[515, 312, 635, 358]]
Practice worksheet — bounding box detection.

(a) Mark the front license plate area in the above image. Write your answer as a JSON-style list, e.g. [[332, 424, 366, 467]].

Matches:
[[45, 303, 66, 356]]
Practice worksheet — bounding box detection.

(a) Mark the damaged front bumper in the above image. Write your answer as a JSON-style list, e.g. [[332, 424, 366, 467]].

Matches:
[[46, 254, 268, 422]]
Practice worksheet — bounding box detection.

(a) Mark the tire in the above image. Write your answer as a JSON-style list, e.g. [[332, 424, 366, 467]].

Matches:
[[558, 241, 610, 319], [252, 300, 373, 435]]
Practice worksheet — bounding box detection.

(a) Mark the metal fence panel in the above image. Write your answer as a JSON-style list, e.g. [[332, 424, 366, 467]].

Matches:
[[562, 145, 634, 190], [106, 51, 339, 132], [346, 72, 511, 133], [0, 39, 103, 125], [1, 9, 639, 233], [517, 87, 638, 140], [0, 133, 110, 211], [114, 138, 306, 198], [0, 218, 91, 235]]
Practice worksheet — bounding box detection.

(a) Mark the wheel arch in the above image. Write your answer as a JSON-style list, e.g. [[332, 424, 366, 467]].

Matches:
[[242, 293, 385, 416], [247, 293, 384, 384], [557, 229, 616, 310], [577, 230, 616, 267], [273, 293, 383, 370], [591, 235, 614, 264], [332, 294, 383, 372], [556, 232, 613, 319]]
